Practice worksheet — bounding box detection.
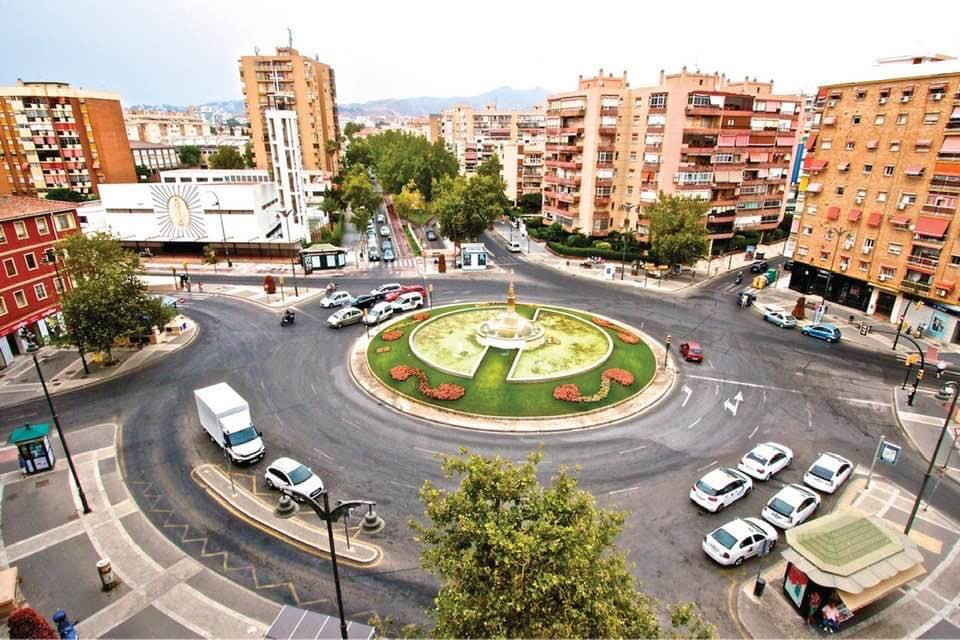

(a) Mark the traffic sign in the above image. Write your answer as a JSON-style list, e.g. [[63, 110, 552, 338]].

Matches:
[[877, 441, 902, 466], [859, 322, 869, 336]]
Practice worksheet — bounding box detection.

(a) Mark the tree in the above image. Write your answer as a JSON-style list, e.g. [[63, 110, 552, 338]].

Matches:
[[177, 145, 201, 167], [226, 117, 239, 128], [646, 194, 710, 268], [208, 145, 246, 170], [135, 164, 152, 180], [325, 138, 341, 155], [8, 607, 57, 639], [342, 167, 382, 218], [476, 153, 503, 179], [392, 181, 425, 221], [44, 188, 87, 203], [243, 141, 254, 168], [518, 192, 542, 213], [203, 244, 219, 272], [411, 450, 715, 639], [343, 121, 363, 139]]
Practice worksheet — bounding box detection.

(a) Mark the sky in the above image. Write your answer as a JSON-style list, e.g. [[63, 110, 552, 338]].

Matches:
[[3, 0, 960, 107]]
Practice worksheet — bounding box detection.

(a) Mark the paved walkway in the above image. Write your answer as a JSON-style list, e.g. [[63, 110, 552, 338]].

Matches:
[[0, 318, 196, 409], [142, 276, 329, 311], [737, 471, 960, 639], [892, 384, 960, 485]]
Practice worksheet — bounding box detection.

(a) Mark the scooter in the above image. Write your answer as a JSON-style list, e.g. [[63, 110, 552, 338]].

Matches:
[[280, 310, 296, 327], [325, 282, 338, 294], [735, 272, 743, 285]]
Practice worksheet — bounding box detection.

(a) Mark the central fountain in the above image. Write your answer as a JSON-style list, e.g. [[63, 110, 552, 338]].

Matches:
[[475, 275, 546, 350]]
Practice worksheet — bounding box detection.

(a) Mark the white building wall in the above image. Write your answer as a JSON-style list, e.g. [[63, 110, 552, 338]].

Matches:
[[266, 109, 308, 242]]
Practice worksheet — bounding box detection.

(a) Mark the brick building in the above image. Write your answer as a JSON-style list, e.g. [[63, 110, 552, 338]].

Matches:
[[0, 195, 79, 367]]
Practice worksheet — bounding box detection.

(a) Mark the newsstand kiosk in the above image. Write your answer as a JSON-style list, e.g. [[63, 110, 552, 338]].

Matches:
[[10, 423, 56, 474]]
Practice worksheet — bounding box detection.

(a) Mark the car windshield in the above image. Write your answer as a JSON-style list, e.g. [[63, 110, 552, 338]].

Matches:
[[691, 348, 702, 354], [745, 451, 768, 465], [809, 465, 834, 481], [289, 465, 313, 485], [695, 480, 718, 496], [228, 426, 258, 446], [711, 529, 737, 550], [768, 497, 795, 517]]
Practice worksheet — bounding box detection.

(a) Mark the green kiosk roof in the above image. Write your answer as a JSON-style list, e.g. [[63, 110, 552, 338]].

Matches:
[[10, 423, 50, 445]]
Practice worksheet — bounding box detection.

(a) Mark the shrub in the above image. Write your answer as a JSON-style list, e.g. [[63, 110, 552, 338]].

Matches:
[[728, 235, 747, 251], [592, 317, 615, 328], [547, 241, 646, 262], [602, 368, 635, 386], [382, 329, 404, 341], [390, 365, 421, 382], [412, 311, 431, 322], [263, 274, 276, 294], [593, 241, 612, 250], [8, 607, 57, 640], [565, 233, 591, 248]]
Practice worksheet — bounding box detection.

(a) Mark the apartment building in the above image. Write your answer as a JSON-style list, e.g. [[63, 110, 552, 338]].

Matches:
[[440, 104, 546, 201], [238, 47, 340, 174], [543, 69, 803, 240], [788, 54, 960, 343], [124, 108, 210, 144], [130, 141, 180, 172], [0, 81, 136, 198]]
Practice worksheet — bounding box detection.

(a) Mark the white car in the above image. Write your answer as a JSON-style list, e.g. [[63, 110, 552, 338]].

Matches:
[[320, 290, 352, 308], [264, 457, 324, 502], [370, 283, 402, 296], [764, 311, 797, 328], [364, 301, 394, 325], [689, 467, 753, 512], [737, 442, 794, 481], [761, 483, 821, 529], [803, 452, 854, 494], [380, 225, 391, 238], [392, 292, 424, 312], [703, 517, 778, 566]]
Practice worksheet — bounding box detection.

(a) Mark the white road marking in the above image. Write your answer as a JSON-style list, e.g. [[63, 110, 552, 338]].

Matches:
[[259, 379, 265, 391], [312, 448, 335, 462], [704, 359, 714, 369], [681, 385, 693, 407], [390, 480, 419, 491], [310, 383, 318, 394], [723, 391, 744, 416], [686, 417, 703, 430], [618, 445, 647, 455], [715, 384, 719, 396], [607, 486, 639, 495], [762, 390, 767, 405], [749, 425, 760, 439], [807, 406, 813, 430], [839, 397, 891, 408], [689, 374, 801, 393], [414, 446, 441, 456], [697, 460, 718, 472], [899, 412, 946, 426], [342, 419, 362, 430]]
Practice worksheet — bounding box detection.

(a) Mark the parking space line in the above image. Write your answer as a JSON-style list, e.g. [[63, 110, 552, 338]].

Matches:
[[749, 425, 759, 439], [607, 486, 639, 495], [618, 445, 647, 455], [686, 417, 703, 430], [696, 460, 718, 472]]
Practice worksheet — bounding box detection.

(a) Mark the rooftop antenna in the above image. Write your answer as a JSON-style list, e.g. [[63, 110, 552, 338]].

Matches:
[[287, 27, 293, 49], [254, 46, 260, 55]]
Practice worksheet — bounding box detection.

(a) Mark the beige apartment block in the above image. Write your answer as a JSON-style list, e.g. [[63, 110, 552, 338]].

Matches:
[[124, 109, 210, 144], [543, 68, 803, 239], [238, 47, 340, 174], [788, 54, 960, 342]]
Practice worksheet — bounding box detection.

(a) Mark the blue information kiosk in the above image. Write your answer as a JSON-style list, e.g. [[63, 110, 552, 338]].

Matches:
[[10, 423, 56, 475]]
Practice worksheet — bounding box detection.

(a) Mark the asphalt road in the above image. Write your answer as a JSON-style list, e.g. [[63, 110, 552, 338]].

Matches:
[[7, 236, 960, 636]]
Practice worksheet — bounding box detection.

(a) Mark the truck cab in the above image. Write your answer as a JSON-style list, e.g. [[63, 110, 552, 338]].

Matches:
[[194, 383, 265, 464]]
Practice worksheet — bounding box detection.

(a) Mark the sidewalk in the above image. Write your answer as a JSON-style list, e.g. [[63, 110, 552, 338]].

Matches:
[[0, 318, 197, 409], [737, 472, 960, 639], [892, 383, 960, 484], [142, 276, 329, 310]]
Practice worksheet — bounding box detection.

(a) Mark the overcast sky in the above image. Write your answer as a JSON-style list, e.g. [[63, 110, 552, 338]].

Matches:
[[3, 0, 959, 107]]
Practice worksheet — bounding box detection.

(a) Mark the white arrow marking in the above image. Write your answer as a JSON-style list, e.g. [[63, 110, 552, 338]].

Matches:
[[697, 460, 718, 472], [681, 385, 693, 407], [724, 390, 744, 416]]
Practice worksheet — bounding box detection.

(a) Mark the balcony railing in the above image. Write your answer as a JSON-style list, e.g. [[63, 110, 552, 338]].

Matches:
[[544, 189, 578, 203], [922, 203, 957, 216], [544, 174, 580, 187], [906, 253, 940, 269], [901, 279, 933, 293], [913, 234, 946, 248]]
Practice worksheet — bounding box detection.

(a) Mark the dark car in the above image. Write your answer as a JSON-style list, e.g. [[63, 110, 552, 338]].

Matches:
[[749, 261, 769, 273], [783, 259, 795, 271], [348, 293, 384, 310], [368, 248, 381, 262], [426, 229, 439, 241], [801, 323, 842, 343], [680, 341, 704, 362]]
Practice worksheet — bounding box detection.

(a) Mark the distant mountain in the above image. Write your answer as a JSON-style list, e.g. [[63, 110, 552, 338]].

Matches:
[[126, 99, 246, 115], [338, 86, 551, 117]]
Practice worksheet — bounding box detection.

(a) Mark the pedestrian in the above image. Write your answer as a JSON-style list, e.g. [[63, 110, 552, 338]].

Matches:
[[197, 281, 203, 292], [937, 360, 947, 379], [806, 591, 822, 626]]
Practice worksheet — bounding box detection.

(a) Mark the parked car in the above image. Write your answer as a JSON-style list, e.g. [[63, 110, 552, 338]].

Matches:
[[679, 341, 704, 362], [381, 238, 393, 251], [689, 467, 753, 512], [376, 213, 385, 224], [320, 290, 352, 308], [803, 452, 854, 494], [426, 229, 439, 241], [264, 457, 324, 502], [348, 294, 383, 310], [737, 442, 794, 481], [506, 239, 522, 252], [702, 517, 778, 566], [385, 284, 427, 302], [371, 283, 403, 296], [761, 483, 821, 529], [326, 307, 363, 328], [764, 311, 797, 328], [380, 225, 391, 238], [368, 248, 381, 262], [802, 323, 841, 343], [364, 301, 394, 325], [749, 261, 769, 273], [783, 259, 795, 271], [392, 291, 424, 312], [383, 248, 396, 262]]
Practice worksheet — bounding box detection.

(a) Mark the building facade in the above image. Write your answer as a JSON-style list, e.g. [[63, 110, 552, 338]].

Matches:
[[788, 55, 960, 343], [0, 196, 79, 367], [238, 47, 340, 174], [130, 141, 180, 172], [0, 81, 136, 199], [543, 69, 803, 240], [124, 108, 209, 144]]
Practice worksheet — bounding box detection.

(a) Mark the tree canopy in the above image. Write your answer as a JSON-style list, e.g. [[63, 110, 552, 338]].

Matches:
[[341, 168, 381, 233], [391, 181, 426, 221], [176, 145, 201, 167], [411, 450, 715, 639], [343, 121, 364, 139], [350, 132, 457, 201], [243, 142, 254, 168], [43, 188, 87, 203], [646, 194, 710, 267], [431, 174, 503, 247], [208, 145, 246, 170]]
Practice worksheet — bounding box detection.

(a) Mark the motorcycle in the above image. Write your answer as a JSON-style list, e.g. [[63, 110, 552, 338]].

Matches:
[[325, 282, 338, 295], [735, 272, 743, 285], [280, 310, 296, 327]]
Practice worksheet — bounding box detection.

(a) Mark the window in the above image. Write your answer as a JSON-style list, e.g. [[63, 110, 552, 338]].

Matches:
[[857, 189, 867, 200], [3, 258, 16, 277], [629, 151, 637, 161], [35, 217, 49, 234], [0, 296, 6, 315], [884, 165, 895, 176], [880, 266, 897, 279], [915, 139, 932, 151], [53, 277, 64, 293], [806, 205, 817, 216], [820, 251, 831, 261], [859, 260, 870, 272], [797, 246, 809, 257], [856, 90, 867, 101], [34, 283, 47, 300], [846, 140, 855, 150], [878, 191, 888, 202], [900, 193, 917, 206], [13, 290, 27, 308], [53, 213, 75, 231], [951, 255, 960, 267], [634, 97, 642, 108], [890, 140, 900, 152], [631, 133, 639, 142], [821, 139, 833, 150], [896, 113, 907, 125], [646, 114, 666, 127], [649, 93, 667, 108], [715, 153, 734, 163], [875, 114, 886, 125], [802, 225, 813, 236], [863, 238, 875, 253], [888, 243, 902, 255], [924, 112, 941, 124], [835, 186, 845, 195], [863, 164, 873, 175], [632, 115, 641, 124], [626, 186, 634, 195], [839, 256, 851, 270], [24, 252, 37, 270], [14, 220, 27, 239], [852, 115, 861, 125], [0, 225, 5, 244]]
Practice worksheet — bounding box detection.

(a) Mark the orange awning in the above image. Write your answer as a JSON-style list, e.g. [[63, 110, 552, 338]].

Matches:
[[915, 216, 950, 237], [806, 134, 818, 152], [934, 162, 960, 176], [890, 215, 910, 225], [936, 281, 956, 291], [848, 209, 863, 222], [867, 211, 883, 227], [827, 206, 841, 220], [804, 157, 827, 171], [939, 137, 960, 153]]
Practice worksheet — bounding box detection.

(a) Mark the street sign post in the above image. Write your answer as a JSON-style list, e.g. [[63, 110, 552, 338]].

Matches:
[[866, 436, 901, 489]]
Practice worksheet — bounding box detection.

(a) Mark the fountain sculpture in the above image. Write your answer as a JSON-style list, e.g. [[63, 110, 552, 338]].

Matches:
[[475, 274, 545, 350]]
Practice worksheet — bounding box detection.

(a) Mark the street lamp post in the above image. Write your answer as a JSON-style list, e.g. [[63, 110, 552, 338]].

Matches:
[[905, 380, 959, 534], [42, 249, 89, 375], [282, 210, 300, 297], [206, 192, 232, 268], [821, 224, 851, 303]]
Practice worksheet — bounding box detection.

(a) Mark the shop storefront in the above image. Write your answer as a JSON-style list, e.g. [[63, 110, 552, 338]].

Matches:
[[0, 308, 62, 369], [788, 263, 873, 311], [300, 243, 347, 273]]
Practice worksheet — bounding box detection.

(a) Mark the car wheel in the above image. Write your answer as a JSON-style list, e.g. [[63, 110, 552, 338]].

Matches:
[[265, 477, 274, 489], [716, 501, 725, 512], [769, 539, 777, 551], [734, 556, 744, 566]]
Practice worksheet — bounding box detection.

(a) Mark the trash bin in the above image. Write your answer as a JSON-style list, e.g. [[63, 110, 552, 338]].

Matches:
[[753, 576, 766, 597]]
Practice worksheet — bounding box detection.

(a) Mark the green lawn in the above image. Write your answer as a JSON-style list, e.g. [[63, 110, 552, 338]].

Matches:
[[402, 225, 422, 257], [367, 304, 656, 417], [403, 208, 434, 226]]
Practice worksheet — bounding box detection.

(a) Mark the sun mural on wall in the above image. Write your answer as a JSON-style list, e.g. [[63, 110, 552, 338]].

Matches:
[[150, 183, 207, 240]]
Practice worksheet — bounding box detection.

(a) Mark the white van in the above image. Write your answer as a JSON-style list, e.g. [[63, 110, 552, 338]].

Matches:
[[506, 239, 522, 253], [364, 301, 394, 325], [392, 292, 424, 312]]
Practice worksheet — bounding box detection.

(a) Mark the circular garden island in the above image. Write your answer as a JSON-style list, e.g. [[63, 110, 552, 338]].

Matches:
[[364, 295, 657, 420]]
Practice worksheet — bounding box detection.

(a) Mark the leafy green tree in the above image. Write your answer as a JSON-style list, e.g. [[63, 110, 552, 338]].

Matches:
[[226, 117, 240, 128], [411, 450, 715, 639], [518, 192, 542, 213], [351, 206, 372, 235], [208, 145, 246, 170], [325, 138, 341, 155], [432, 174, 503, 251], [135, 165, 152, 180], [243, 142, 254, 168], [44, 188, 87, 203], [343, 121, 363, 139], [476, 153, 503, 179], [646, 194, 710, 268], [176, 145, 201, 167], [342, 139, 373, 171], [342, 167, 382, 218], [202, 244, 219, 272], [359, 132, 457, 201], [391, 181, 425, 221], [545, 221, 566, 242]]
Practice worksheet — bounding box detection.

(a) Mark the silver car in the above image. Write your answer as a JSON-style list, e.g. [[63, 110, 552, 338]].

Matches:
[[326, 306, 363, 328], [764, 311, 797, 328]]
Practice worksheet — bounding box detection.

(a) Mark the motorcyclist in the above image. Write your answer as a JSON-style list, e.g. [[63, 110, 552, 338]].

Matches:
[[281, 309, 296, 326], [736, 271, 743, 285]]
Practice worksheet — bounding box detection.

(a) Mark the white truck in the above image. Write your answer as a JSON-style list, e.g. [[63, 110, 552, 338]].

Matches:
[[194, 383, 265, 464]]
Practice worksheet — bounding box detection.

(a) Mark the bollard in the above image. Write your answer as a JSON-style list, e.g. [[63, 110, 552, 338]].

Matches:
[[361, 509, 385, 533], [753, 576, 766, 598], [97, 558, 117, 591]]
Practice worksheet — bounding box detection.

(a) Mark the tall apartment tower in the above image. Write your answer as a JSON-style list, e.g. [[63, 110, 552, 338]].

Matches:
[[267, 109, 307, 240], [0, 81, 136, 198], [787, 55, 960, 341], [238, 47, 340, 174], [543, 69, 803, 240]]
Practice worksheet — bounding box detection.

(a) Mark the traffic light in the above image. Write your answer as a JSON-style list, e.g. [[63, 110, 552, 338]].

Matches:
[[905, 353, 920, 367]]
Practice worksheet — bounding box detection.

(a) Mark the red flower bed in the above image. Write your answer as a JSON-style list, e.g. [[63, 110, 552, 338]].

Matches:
[[602, 368, 635, 386], [553, 384, 582, 402], [390, 365, 422, 382], [389, 364, 464, 400], [412, 311, 431, 322], [617, 332, 640, 344], [592, 317, 615, 328], [382, 329, 404, 341]]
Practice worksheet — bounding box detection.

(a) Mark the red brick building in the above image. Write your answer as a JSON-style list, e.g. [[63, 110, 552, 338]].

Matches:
[[0, 195, 79, 367]]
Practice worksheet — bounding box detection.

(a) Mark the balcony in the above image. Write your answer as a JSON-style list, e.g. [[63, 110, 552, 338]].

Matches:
[[930, 175, 960, 191], [596, 161, 613, 168], [546, 143, 579, 152], [545, 127, 584, 136], [686, 105, 722, 116], [544, 189, 578, 204], [543, 204, 577, 221], [600, 106, 619, 115], [546, 159, 580, 170], [906, 253, 939, 271], [912, 234, 945, 248], [900, 279, 933, 294], [548, 107, 586, 117], [922, 203, 957, 216], [544, 174, 580, 187], [595, 178, 613, 187], [598, 127, 618, 136], [594, 196, 612, 207]]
